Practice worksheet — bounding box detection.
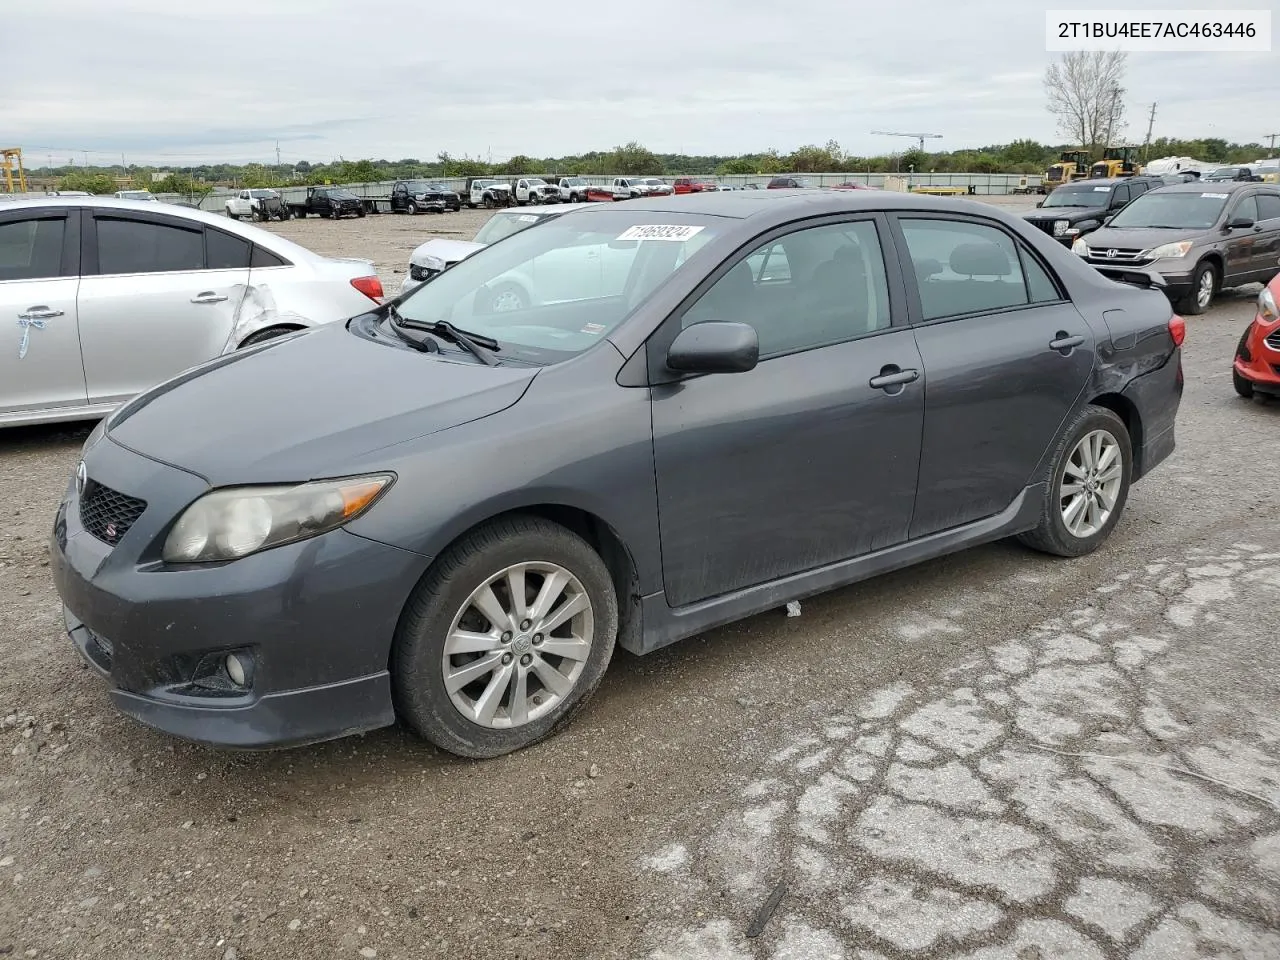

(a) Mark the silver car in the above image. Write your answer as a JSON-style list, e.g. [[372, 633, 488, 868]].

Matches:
[[1, 197, 384, 428]]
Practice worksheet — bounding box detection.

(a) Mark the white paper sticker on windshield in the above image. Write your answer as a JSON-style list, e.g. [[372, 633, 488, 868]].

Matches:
[[1201, 192, 1229, 199], [516, 214, 538, 222], [580, 322, 607, 335], [615, 224, 706, 242], [1093, 186, 1111, 191]]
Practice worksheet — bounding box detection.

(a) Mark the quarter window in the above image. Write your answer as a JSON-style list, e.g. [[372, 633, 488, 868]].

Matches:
[[96, 217, 203, 274], [0, 217, 65, 281], [899, 218, 1036, 320], [206, 229, 251, 270], [250, 244, 288, 268], [683, 220, 892, 356]]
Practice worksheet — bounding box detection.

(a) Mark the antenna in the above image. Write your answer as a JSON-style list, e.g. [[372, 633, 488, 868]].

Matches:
[[871, 131, 943, 152]]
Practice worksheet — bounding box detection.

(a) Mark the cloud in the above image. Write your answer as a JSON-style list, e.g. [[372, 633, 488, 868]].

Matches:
[[9, 0, 1275, 165]]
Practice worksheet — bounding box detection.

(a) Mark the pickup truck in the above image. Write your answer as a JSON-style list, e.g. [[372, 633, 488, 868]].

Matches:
[[225, 188, 291, 220], [462, 177, 514, 209], [288, 186, 365, 219], [390, 180, 461, 214], [513, 177, 561, 205], [554, 176, 593, 203], [612, 176, 674, 200]]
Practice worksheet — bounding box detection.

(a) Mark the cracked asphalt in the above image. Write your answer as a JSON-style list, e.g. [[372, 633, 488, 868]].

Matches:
[[1, 211, 1277, 959]]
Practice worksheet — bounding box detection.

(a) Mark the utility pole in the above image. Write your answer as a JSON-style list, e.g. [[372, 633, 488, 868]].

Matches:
[[1266, 133, 1279, 153], [275, 140, 281, 167], [1104, 85, 1121, 149], [1142, 102, 1157, 161]]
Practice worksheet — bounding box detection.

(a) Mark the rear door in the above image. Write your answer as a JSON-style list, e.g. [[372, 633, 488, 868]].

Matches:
[[76, 212, 250, 405], [0, 208, 85, 417], [891, 214, 1095, 538]]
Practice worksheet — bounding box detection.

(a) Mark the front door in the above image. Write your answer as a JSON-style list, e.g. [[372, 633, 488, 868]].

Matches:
[[649, 216, 924, 607], [76, 212, 249, 405], [1253, 192, 1280, 279], [0, 209, 85, 416], [892, 214, 1095, 538]]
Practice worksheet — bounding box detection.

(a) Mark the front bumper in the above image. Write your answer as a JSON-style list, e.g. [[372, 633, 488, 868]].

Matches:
[[411, 198, 447, 212], [50, 435, 430, 749], [1235, 320, 1280, 392]]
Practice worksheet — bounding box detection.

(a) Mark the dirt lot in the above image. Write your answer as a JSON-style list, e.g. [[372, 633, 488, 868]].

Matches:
[[2, 198, 1279, 960]]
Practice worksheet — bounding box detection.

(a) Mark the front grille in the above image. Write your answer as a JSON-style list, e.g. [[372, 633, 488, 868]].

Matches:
[[79, 480, 146, 547], [1025, 218, 1057, 237], [1265, 329, 1280, 351], [409, 264, 441, 282], [1085, 248, 1150, 265]]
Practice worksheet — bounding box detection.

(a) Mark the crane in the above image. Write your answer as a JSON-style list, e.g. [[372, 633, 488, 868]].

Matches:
[[871, 131, 943, 152], [1, 148, 27, 193]]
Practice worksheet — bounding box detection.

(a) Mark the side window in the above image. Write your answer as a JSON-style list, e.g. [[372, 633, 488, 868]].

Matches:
[[95, 217, 204, 275], [683, 220, 892, 357], [239, 191, 250, 200], [1232, 195, 1259, 222], [250, 244, 289, 268], [899, 218, 1030, 320], [1130, 181, 1149, 197], [206, 229, 251, 270], [0, 217, 66, 281], [1256, 193, 1280, 221], [1110, 184, 1131, 207]]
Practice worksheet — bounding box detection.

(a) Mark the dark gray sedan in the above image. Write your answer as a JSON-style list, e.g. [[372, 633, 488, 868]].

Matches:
[[50, 191, 1185, 757]]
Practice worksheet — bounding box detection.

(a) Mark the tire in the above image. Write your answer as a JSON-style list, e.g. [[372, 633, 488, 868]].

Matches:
[[238, 326, 300, 348], [569, 193, 579, 203], [1234, 369, 1255, 398], [392, 515, 619, 758], [227, 210, 239, 220], [467, 201, 476, 209], [407, 202, 417, 215], [1177, 260, 1218, 315], [1018, 404, 1132, 558], [483, 194, 495, 209], [485, 282, 529, 313], [357, 208, 366, 218]]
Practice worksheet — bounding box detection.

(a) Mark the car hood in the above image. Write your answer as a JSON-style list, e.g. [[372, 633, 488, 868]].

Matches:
[[1024, 205, 1107, 222], [106, 322, 536, 485], [408, 237, 486, 266], [1081, 226, 1205, 251]]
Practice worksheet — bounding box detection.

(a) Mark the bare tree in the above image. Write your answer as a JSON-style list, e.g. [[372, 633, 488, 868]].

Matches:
[[1044, 51, 1129, 153]]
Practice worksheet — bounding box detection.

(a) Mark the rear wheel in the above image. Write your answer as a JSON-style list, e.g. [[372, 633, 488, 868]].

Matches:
[[1018, 405, 1132, 558], [392, 515, 618, 758], [1178, 261, 1218, 315]]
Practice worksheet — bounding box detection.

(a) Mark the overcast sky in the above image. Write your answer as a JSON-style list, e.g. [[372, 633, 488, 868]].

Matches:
[[9, 0, 1276, 166]]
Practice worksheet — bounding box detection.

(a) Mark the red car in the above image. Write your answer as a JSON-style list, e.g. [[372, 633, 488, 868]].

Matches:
[[672, 177, 715, 195], [1234, 274, 1280, 399]]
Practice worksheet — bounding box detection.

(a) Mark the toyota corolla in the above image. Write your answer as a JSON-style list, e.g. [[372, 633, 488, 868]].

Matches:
[[51, 191, 1183, 758]]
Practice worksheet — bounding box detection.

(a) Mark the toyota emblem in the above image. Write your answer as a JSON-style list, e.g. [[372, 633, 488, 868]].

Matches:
[[75, 461, 87, 497], [1105, 249, 1118, 258]]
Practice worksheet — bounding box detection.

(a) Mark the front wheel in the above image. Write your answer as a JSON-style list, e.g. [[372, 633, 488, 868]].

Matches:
[[1178, 261, 1218, 315], [1018, 405, 1132, 558], [392, 515, 619, 758], [406, 202, 417, 215], [226, 210, 239, 220]]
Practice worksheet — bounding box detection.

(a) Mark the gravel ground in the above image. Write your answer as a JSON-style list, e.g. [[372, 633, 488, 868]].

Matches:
[[1, 200, 1277, 959]]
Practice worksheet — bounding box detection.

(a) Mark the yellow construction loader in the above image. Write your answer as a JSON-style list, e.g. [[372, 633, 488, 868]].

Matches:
[[1090, 146, 1140, 179]]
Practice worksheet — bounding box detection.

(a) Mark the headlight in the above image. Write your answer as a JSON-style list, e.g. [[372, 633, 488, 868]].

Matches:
[[1261, 286, 1278, 322], [1071, 237, 1088, 256], [1053, 220, 1070, 236], [1144, 240, 1193, 259], [163, 475, 393, 563], [414, 194, 426, 200]]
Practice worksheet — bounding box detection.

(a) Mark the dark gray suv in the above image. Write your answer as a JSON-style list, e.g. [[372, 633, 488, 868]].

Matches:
[[50, 191, 1185, 757]]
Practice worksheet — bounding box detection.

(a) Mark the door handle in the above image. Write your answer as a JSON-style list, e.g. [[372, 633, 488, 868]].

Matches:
[[869, 366, 920, 391], [191, 293, 228, 304], [19, 307, 64, 320], [1049, 333, 1085, 352]]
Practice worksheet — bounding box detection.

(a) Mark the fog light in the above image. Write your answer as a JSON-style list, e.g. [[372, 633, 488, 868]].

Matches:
[[225, 653, 248, 687]]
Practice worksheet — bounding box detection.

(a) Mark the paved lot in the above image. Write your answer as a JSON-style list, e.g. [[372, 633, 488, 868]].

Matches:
[[1, 202, 1277, 959]]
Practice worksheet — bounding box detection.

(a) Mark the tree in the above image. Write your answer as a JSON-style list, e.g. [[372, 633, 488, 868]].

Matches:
[[605, 141, 663, 176], [294, 160, 312, 173], [1044, 51, 1128, 154]]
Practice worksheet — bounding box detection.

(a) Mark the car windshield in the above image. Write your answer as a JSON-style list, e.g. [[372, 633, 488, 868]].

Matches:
[[639, 178, 664, 185], [1203, 169, 1238, 180], [406, 181, 441, 192], [329, 189, 359, 200], [564, 177, 586, 185], [1042, 185, 1111, 207], [526, 178, 547, 186], [248, 189, 277, 198], [1107, 191, 1229, 229], [396, 211, 723, 364], [472, 211, 553, 245]]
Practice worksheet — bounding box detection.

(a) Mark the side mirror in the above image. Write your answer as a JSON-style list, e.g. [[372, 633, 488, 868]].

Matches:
[[1103, 215, 1115, 226], [666, 322, 759, 374], [1226, 216, 1255, 230]]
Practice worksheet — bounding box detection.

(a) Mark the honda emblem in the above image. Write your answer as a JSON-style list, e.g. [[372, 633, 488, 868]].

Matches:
[[105, 522, 117, 540], [1105, 249, 1118, 258]]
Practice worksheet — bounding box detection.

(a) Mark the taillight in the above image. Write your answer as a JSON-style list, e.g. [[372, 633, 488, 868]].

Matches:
[[351, 276, 384, 302], [1168, 314, 1186, 347]]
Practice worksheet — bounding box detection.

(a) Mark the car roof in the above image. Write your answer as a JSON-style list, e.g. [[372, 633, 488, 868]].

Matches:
[[0, 195, 323, 260], [570, 188, 1026, 221], [1152, 180, 1262, 194], [1056, 177, 1156, 187]]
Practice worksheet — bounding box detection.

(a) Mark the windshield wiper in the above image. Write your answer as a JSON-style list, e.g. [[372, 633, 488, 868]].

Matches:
[[380, 304, 441, 353], [388, 306, 500, 365]]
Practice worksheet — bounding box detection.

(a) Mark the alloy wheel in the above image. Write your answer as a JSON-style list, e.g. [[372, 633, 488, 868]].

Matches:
[[1060, 429, 1123, 538], [441, 561, 594, 729], [1196, 269, 1214, 309]]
